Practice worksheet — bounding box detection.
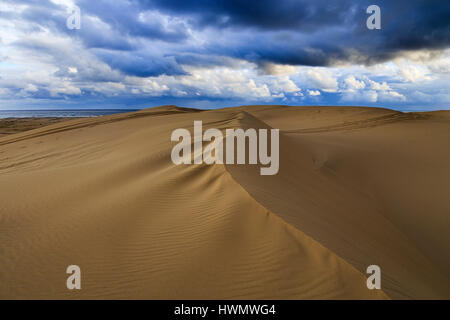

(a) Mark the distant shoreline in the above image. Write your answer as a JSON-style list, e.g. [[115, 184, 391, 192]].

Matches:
[[0, 109, 139, 119]]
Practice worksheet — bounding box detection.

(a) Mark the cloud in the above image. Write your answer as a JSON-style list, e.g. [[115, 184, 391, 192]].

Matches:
[[307, 90, 321, 96], [340, 74, 406, 103], [138, 0, 450, 67], [0, 0, 448, 110], [344, 76, 366, 90], [302, 69, 339, 92], [93, 50, 188, 77]]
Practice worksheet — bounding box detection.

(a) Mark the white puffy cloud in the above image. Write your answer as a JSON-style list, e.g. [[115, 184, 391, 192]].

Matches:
[[267, 76, 301, 94], [339, 74, 405, 103], [344, 75, 365, 90], [303, 68, 339, 92], [307, 90, 321, 96], [68, 67, 78, 74]]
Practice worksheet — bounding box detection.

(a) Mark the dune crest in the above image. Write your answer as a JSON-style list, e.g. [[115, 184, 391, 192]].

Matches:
[[0, 106, 449, 299]]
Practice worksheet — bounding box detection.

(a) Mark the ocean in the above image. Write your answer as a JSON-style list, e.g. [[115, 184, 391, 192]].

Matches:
[[0, 109, 139, 119]]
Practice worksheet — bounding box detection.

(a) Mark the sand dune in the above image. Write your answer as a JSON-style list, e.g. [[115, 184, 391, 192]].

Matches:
[[0, 105, 449, 299]]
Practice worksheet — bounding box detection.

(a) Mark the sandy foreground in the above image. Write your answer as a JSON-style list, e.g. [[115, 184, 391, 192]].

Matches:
[[0, 105, 449, 299]]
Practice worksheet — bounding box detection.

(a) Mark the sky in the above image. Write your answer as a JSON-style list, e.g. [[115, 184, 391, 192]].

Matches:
[[0, 0, 449, 111]]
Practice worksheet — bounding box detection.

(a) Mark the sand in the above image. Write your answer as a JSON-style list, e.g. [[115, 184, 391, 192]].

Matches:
[[0, 118, 74, 138], [0, 105, 449, 299]]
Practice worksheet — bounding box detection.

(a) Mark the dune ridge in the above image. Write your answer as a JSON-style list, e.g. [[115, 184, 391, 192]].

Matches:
[[0, 105, 449, 299]]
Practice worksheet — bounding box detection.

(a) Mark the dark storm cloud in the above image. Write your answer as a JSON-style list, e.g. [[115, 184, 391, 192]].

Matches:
[[138, 0, 450, 66], [4, 0, 449, 75], [141, 0, 357, 30]]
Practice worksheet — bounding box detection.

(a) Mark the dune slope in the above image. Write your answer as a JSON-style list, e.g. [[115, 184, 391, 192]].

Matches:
[[0, 105, 449, 299]]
